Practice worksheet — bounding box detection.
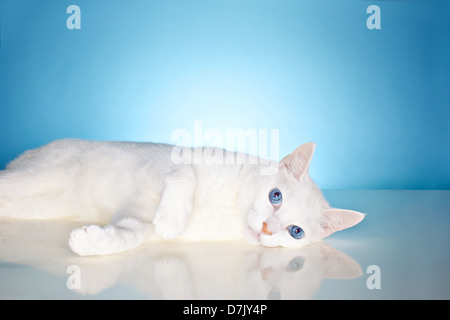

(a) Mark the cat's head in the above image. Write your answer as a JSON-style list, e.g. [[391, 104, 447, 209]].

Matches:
[[246, 142, 365, 248]]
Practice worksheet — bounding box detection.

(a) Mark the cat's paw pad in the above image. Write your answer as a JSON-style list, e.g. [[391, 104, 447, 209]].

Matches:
[[152, 212, 187, 240], [69, 225, 114, 256]]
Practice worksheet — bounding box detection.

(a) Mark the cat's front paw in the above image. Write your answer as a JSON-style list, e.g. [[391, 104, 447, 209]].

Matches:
[[69, 225, 115, 256], [152, 211, 187, 240]]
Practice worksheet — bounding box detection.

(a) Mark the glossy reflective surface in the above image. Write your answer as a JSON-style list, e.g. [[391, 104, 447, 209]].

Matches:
[[1, 190, 449, 299]]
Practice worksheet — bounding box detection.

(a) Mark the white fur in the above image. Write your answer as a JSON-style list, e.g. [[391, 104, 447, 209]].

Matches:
[[0, 139, 365, 256]]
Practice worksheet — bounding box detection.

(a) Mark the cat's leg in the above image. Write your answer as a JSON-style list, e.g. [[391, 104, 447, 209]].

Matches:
[[69, 209, 155, 256], [0, 171, 70, 219], [152, 165, 196, 240], [0, 166, 74, 219], [0, 194, 66, 219]]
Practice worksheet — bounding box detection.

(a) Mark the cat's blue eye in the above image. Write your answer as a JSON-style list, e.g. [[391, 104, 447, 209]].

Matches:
[[269, 188, 282, 205], [288, 225, 305, 239]]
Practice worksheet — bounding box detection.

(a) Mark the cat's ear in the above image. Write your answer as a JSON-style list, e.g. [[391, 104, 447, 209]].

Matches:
[[280, 142, 316, 180], [320, 209, 365, 238]]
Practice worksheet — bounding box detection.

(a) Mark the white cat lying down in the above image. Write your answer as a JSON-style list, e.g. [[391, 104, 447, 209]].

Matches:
[[0, 139, 364, 256]]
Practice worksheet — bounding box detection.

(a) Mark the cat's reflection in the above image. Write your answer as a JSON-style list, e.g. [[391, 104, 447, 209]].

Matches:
[[0, 219, 362, 299]]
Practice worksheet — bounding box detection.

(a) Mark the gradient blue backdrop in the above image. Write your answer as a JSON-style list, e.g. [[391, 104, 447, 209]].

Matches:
[[0, 0, 449, 189]]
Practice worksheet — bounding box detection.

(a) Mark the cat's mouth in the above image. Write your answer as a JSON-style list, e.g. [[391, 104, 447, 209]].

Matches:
[[247, 226, 262, 244], [248, 222, 272, 244]]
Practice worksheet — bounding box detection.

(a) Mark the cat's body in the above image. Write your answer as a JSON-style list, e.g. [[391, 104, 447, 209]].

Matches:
[[0, 139, 365, 256]]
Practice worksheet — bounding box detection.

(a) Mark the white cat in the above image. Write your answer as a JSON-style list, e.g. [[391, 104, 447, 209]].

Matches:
[[0, 139, 364, 256]]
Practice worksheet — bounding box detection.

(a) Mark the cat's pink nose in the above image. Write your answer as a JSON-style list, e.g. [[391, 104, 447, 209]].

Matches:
[[261, 222, 272, 235]]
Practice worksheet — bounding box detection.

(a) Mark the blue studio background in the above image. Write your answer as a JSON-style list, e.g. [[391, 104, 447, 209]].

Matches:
[[0, 0, 448, 189]]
